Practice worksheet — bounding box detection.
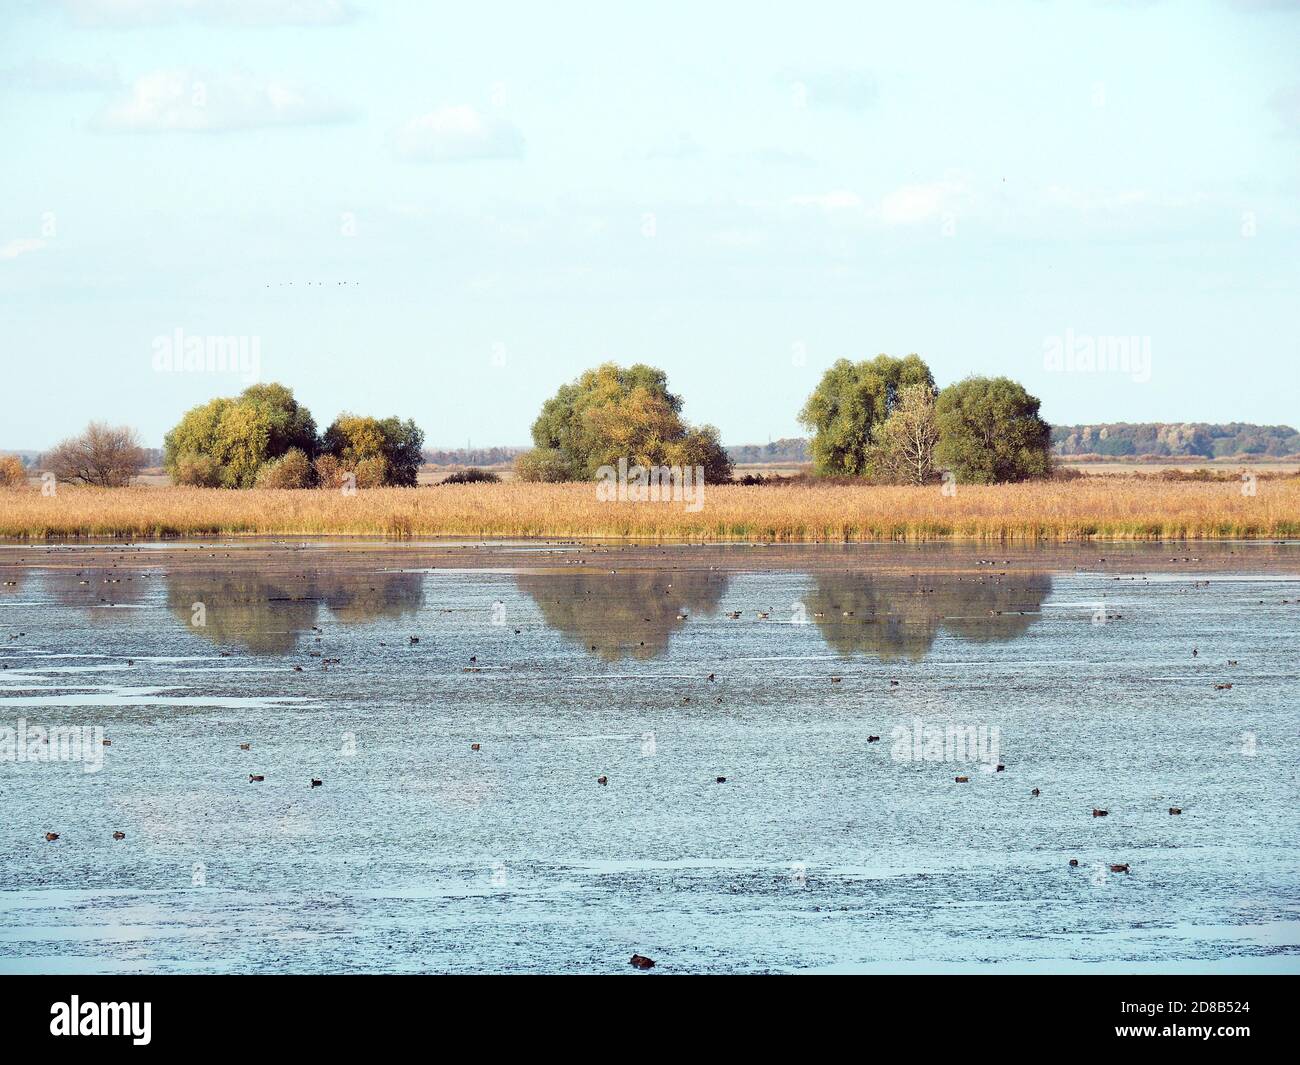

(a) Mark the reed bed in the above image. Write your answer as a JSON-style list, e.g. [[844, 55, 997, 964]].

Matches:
[[2, 479, 1298, 541]]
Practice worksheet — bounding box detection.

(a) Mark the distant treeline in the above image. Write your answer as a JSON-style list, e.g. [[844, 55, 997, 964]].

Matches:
[[1052, 423, 1300, 458], [725, 438, 811, 465], [422, 446, 528, 467]]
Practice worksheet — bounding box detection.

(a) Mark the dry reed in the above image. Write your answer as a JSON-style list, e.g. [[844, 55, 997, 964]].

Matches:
[[1, 479, 1298, 541]]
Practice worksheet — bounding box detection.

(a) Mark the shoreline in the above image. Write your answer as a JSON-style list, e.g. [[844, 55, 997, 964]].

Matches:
[[3, 537, 1297, 578]]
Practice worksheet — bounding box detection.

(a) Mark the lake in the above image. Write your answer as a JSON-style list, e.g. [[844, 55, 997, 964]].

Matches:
[[1, 540, 1297, 973]]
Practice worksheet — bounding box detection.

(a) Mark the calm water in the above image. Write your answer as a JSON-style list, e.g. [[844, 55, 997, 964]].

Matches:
[[1, 543, 1298, 973]]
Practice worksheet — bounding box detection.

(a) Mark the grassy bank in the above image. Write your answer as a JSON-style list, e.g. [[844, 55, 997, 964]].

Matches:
[[2, 479, 1298, 541]]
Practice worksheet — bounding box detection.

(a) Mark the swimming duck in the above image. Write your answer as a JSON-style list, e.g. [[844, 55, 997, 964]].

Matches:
[[1092, 808, 1108, 817], [112, 831, 125, 840]]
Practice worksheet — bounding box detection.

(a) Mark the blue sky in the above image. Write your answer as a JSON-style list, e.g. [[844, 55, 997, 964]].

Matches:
[[1, 0, 1297, 449]]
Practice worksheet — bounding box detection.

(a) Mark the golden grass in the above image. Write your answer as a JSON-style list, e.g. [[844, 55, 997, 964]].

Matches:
[[1, 479, 1298, 541]]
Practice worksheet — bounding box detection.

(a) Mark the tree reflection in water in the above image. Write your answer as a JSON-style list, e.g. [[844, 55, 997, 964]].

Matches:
[[803, 570, 1053, 661], [165, 570, 425, 654], [516, 568, 730, 661]]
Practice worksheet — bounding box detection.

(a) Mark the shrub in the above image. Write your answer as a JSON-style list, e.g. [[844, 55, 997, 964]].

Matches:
[[255, 447, 313, 489], [43, 423, 147, 486], [171, 451, 224, 487], [0, 455, 27, 487], [515, 447, 574, 483], [442, 467, 501, 484], [313, 454, 346, 489]]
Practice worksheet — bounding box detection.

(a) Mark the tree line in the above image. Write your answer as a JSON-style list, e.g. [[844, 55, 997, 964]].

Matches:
[[4, 356, 1052, 489]]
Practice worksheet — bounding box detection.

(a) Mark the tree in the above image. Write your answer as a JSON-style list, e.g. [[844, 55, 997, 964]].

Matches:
[[0, 454, 27, 487], [164, 383, 317, 488], [799, 354, 935, 476], [934, 376, 1051, 483], [319, 414, 425, 487], [44, 423, 146, 486], [519, 362, 731, 481], [871, 383, 940, 485]]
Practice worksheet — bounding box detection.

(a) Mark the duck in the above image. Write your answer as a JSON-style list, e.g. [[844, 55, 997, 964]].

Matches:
[[1215, 683, 1233, 691], [596, 775, 608, 786], [954, 776, 970, 783], [239, 743, 251, 751], [44, 832, 59, 842], [715, 776, 727, 784], [629, 954, 655, 970], [867, 735, 880, 743], [1068, 858, 1079, 867], [1092, 808, 1108, 817], [707, 673, 716, 682], [112, 831, 125, 840], [470, 743, 481, 751], [830, 676, 842, 683], [1110, 863, 1130, 874], [249, 774, 264, 783], [1031, 787, 1040, 797], [1168, 806, 1182, 815]]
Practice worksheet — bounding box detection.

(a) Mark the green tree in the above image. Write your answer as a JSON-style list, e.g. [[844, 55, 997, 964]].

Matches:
[[799, 354, 934, 476], [519, 362, 731, 481], [934, 376, 1051, 483], [164, 383, 317, 488], [319, 414, 425, 487]]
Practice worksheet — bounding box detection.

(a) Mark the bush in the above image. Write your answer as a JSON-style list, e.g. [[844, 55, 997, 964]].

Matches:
[[442, 467, 501, 484], [313, 454, 346, 489], [44, 423, 147, 486], [171, 451, 224, 488], [0, 455, 27, 487], [255, 447, 313, 489], [354, 456, 389, 488], [515, 447, 572, 482]]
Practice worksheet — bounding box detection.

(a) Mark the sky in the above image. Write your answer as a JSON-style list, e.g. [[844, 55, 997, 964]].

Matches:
[[1, 0, 1298, 450]]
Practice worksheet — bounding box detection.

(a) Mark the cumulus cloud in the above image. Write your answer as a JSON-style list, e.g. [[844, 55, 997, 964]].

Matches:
[[781, 68, 878, 112], [395, 106, 523, 162], [0, 238, 47, 261], [56, 0, 353, 26], [878, 179, 965, 224], [96, 69, 350, 132]]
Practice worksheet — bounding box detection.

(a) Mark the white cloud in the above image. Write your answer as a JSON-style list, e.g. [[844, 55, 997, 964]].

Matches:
[[788, 181, 965, 225], [780, 69, 878, 112], [96, 69, 349, 132], [57, 0, 353, 27], [0, 238, 47, 261], [879, 179, 964, 225], [395, 106, 523, 162]]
